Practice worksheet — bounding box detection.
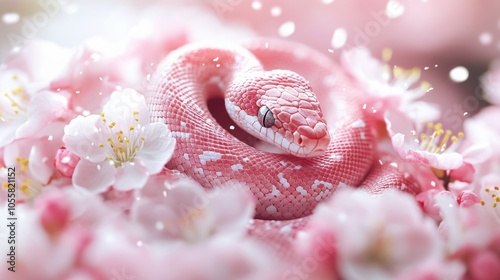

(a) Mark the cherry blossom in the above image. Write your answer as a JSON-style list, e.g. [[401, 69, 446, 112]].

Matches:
[[63, 88, 175, 193], [0, 69, 68, 147], [436, 192, 500, 279], [297, 188, 461, 280], [1, 121, 65, 202], [341, 47, 438, 122], [385, 110, 463, 170], [131, 177, 254, 243]]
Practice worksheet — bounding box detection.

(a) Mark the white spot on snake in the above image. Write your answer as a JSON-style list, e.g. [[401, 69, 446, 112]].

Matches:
[[280, 224, 293, 234], [278, 173, 290, 188], [351, 119, 366, 128], [271, 185, 281, 196], [330, 154, 343, 160], [180, 121, 187, 127], [266, 205, 277, 214], [171, 131, 190, 139], [183, 153, 189, 160], [231, 164, 243, 171], [311, 179, 333, 190], [243, 157, 250, 162], [294, 165, 302, 170], [337, 182, 348, 190], [390, 162, 398, 168], [296, 186, 307, 195], [315, 193, 323, 201], [199, 151, 222, 165], [401, 183, 407, 190], [194, 168, 204, 175], [216, 171, 222, 177], [360, 132, 366, 140], [280, 161, 287, 167]]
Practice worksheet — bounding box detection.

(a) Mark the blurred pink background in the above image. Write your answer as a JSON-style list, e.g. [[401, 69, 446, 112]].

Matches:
[[1, 0, 499, 128]]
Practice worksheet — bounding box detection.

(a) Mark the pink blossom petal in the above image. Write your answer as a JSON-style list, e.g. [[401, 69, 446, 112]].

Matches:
[[469, 251, 500, 280], [457, 191, 481, 207], [63, 115, 107, 162], [28, 139, 57, 184], [416, 189, 448, 221], [6, 40, 71, 87], [0, 121, 21, 147], [386, 111, 464, 170], [72, 159, 115, 193], [16, 90, 68, 139], [450, 162, 475, 183], [461, 140, 492, 164], [209, 185, 255, 233], [414, 150, 463, 170], [113, 161, 149, 191], [54, 147, 81, 178], [138, 123, 175, 174]]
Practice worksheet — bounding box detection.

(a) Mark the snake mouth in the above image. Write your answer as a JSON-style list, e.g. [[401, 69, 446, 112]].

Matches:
[[208, 96, 263, 147], [293, 134, 330, 158]]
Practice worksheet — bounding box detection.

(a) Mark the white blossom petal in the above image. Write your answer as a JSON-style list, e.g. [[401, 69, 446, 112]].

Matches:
[[113, 161, 149, 191], [73, 159, 115, 193], [138, 122, 175, 174], [63, 115, 107, 162]]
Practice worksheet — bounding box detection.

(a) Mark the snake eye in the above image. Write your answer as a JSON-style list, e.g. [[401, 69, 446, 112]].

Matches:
[[258, 105, 275, 128]]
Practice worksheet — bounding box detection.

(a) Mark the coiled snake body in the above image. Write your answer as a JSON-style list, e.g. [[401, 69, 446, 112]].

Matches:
[[146, 40, 420, 226]]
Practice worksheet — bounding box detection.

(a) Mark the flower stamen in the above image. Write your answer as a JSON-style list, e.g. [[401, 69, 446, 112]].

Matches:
[[418, 122, 464, 154]]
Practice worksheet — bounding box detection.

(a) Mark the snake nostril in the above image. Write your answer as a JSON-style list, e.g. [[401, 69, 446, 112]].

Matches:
[[298, 136, 304, 145]]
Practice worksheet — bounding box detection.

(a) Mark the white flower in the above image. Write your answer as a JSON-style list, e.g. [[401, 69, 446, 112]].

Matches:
[[0, 69, 68, 147], [63, 88, 175, 193]]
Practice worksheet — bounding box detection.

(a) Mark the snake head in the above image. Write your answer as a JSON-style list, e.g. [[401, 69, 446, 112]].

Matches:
[[226, 70, 330, 158]]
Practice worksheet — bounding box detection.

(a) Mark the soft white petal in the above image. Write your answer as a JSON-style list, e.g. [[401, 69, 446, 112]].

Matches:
[[16, 90, 68, 139], [137, 123, 176, 174], [113, 161, 149, 191], [102, 88, 150, 128], [72, 159, 115, 193], [63, 115, 107, 162], [0, 121, 21, 147], [209, 186, 255, 234]]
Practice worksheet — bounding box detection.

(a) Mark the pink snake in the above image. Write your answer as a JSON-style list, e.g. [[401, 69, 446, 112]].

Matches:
[[146, 39, 421, 246]]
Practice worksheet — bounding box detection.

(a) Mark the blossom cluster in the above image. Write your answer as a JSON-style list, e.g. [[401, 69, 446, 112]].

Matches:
[[1, 19, 500, 280]]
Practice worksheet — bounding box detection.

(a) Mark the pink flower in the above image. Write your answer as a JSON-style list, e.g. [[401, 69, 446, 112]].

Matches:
[[341, 47, 438, 121], [53, 147, 81, 178], [0, 69, 68, 147], [417, 190, 481, 222], [298, 188, 456, 280], [5, 40, 71, 86], [50, 45, 130, 114], [1, 122, 65, 201], [131, 177, 254, 243], [436, 192, 500, 279], [385, 110, 477, 172], [63, 88, 175, 193]]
